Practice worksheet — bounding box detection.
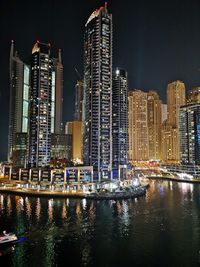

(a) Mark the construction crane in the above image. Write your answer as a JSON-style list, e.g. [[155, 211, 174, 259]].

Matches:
[[74, 67, 82, 80]]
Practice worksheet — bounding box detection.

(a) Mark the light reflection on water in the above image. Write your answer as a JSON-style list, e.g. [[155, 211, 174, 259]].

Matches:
[[0, 180, 200, 267]]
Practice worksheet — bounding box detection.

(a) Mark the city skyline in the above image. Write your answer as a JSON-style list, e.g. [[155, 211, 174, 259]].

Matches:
[[1, 0, 200, 160]]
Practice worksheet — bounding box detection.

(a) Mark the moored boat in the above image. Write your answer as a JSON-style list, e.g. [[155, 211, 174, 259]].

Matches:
[[0, 231, 18, 247]]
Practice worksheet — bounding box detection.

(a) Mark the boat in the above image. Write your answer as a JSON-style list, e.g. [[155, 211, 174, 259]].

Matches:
[[0, 231, 18, 247]]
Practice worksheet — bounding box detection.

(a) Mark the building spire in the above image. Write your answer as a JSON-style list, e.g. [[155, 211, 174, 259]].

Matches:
[[9, 40, 14, 79], [58, 49, 62, 63]]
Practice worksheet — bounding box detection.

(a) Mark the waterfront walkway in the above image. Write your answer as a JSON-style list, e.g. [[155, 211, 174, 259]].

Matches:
[[147, 175, 200, 184], [0, 179, 148, 200]]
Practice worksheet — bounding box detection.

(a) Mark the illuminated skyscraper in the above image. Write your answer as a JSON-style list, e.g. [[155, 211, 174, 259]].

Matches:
[[8, 41, 30, 166], [147, 91, 162, 161], [161, 104, 167, 123], [74, 80, 83, 121], [51, 49, 63, 134], [112, 68, 128, 174], [83, 3, 113, 180], [167, 80, 186, 127], [28, 41, 52, 167], [161, 122, 179, 162], [161, 80, 186, 163], [179, 104, 200, 165], [128, 90, 149, 161], [179, 89, 200, 165]]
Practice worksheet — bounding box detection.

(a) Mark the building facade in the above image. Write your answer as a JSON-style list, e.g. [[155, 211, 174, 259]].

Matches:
[[8, 41, 30, 167], [51, 49, 63, 135], [179, 93, 200, 165], [128, 90, 149, 162], [161, 80, 186, 163], [28, 41, 52, 168], [187, 87, 200, 104], [83, 3, 113, 180], [74, 80, 83, 121], [167, 80, 186, 127], [112, 68, 128, 175], [65, 121, 83, 164], [147, 91, 162, 161]]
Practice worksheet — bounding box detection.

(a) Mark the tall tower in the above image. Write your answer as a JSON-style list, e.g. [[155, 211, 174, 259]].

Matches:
[[147, 91, 162, 161], [179, 89, 200, 165], [167, 80, 186, 127], [8, 41, 30, 166], [83, 3, 113, 180], [161, 80, 186, 163], [112, 68, 128, 175], [74, 80, 83, 121], [28, 41, 52, 168], [128, 90, 149, 162], [51, 49, 63, 134]]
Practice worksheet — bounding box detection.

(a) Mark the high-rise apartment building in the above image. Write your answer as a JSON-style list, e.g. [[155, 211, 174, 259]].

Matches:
[[51, 49, 63, 134], [112, 68, 128, 174], [128, 90, 149, 161], [147, 91, 162, 161], [161, 104, 167, 123], [74, 80, 83, 121], [167, 80, 186, 127], [179, 88, 200, 165], [161, 122, 179, 162], [8, 41, 30, 166], [83, 3, 113, 180], [28, 41, 52, 168], [161, 80, 186, 163]]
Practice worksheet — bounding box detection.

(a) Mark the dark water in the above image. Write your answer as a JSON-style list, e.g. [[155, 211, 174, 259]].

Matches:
[[0, 180, 200, 267]]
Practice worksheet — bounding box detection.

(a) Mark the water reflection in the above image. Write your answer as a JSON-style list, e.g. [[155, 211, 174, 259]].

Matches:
[[48, 199, 54, 222], [0, 180, 200, 267], [25, 197, 32, 219], [35, 198, 41, 221]]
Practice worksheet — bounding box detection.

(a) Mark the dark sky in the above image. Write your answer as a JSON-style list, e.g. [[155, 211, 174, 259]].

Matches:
[[1, 0, 200, 160]]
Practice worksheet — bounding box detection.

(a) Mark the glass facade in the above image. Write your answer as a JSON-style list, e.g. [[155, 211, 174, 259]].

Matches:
[[22, 65, 30, 133], [8, 41, 30, 166], [51, 71, 55, 133], [83, 3, 113, 181], [28, 42, 52, 168], [112, 68, 128, 174], [179, 104, 200, 165]]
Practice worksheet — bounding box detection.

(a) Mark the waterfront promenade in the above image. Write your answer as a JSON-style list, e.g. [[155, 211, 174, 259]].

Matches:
[[147, 175, 200, 184], [0, 178, 147, 200]]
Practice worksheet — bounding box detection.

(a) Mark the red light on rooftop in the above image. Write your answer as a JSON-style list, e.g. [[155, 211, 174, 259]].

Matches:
[[99, 6, 104, 11], [48, 43, 51, 47], [36, 40, 40, 43]]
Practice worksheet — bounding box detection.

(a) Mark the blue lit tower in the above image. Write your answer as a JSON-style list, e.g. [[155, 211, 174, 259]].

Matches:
[[28, 41, 52, 167], [179, 88, 200, 165], [83, 3, 113, 181], [112, 68, 128, 176], [8, 40, 30, 166]]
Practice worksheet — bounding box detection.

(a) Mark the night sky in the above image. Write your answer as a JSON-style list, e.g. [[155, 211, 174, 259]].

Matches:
[[1, 0, 200, 160]]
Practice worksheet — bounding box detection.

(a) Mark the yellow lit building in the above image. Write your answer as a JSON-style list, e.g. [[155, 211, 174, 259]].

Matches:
[[147, 91, 162, 161], [161, 122, 179, 163], [167, 80, 186, 127], [65, 121, 83, 163], [187, 87, 200, 104], [161, 80, 186, 163], [128, 90, 149, 162]]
